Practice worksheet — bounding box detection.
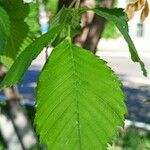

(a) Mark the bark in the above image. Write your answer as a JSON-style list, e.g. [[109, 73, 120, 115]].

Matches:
[[77, 0, 115, 53]]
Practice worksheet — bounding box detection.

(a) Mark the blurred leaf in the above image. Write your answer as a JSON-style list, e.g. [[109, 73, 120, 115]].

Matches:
[[25, 2, 40, 38], [102, 22, 120, 39], [0, 25, 62, 90], [0, 56, 13, 68], [44, 0, 58, 16], [0, 0, 32, 60], [144, 98, 150, 103], [114, 127, 150, 149], [93, 7, 147, 76], [0, 142, 4, 150], [35, 39, 126, 149], [0, 100, 6, 107], [0, 6, 10, 55]]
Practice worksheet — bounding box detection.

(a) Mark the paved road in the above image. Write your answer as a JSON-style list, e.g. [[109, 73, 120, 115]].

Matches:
[[99, 52, 150, 79], [18, 51, 150, 124]]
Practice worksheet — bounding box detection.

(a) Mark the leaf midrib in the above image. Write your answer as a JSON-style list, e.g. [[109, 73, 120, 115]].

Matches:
[[70, 44, 82, 149]]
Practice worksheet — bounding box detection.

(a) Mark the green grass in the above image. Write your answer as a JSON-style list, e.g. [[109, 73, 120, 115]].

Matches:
[[112, 127, 150, 150]]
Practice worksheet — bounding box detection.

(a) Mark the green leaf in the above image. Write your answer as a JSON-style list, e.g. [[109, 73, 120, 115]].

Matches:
[[102, 22, 120, 39], [25, 2, 40, 38], [93, 8, 147, 76], [35, 39, 126, 149], [45, 0, 58, 16], [0, 0, 32, 60], [0, 56, 13, 68], [0, 100, 6, 107], [0, 7, 81, 89], [0, 25, 62, 90], [51, 7, 81, 46], [0, 6, 10, 55]]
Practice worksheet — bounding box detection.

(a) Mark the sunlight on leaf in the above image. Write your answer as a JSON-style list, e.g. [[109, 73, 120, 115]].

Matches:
[[35, 39, 127, 149]]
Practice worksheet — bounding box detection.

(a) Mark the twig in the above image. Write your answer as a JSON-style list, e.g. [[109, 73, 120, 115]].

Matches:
[[75, 0, 81, 8], [69, 0, 76, 8], [45, 46, 49, 60]]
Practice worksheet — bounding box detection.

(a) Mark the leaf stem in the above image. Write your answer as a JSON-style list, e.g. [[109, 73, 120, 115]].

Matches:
[[45, 46, 49, 61], [67, 26, 71, 43], [68, 26, 71, 37]]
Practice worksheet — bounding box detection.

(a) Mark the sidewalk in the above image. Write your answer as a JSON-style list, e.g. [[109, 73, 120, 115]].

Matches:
[[97, 50, 150, 59]]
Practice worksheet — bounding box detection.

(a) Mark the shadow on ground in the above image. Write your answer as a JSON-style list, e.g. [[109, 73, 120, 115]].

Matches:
[[18, 68, 40, 99], [124, 85, 150, 124]]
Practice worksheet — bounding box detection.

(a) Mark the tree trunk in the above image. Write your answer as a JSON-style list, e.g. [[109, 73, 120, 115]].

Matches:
[[0, 64, 38, 150], [83, 0, 114, 52]]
